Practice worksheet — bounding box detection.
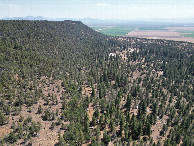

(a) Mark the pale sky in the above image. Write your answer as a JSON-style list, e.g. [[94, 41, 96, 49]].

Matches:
[[0, 0, 194, 20]]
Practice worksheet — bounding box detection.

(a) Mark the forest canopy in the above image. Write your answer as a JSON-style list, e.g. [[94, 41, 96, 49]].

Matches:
[[0, 20, 193, 145]]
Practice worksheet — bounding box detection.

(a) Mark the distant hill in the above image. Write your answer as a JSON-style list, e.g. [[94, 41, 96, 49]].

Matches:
[[2, 16, 194, 26], [0, 20, 113, 78]]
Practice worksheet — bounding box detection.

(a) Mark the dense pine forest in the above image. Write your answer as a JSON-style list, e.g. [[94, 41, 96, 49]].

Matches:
[[0, 20, 193, 146]]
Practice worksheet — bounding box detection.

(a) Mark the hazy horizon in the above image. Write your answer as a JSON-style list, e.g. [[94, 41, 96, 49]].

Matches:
[[1, 0, 194, 21]]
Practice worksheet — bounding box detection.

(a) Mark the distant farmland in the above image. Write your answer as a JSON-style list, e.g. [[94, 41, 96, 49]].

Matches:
[[139, 26, 168, 30], [91, 26, 136, 36], [91, 25, 194, 43], [177, 31, 194, 38], [127, 29, 194, 43]]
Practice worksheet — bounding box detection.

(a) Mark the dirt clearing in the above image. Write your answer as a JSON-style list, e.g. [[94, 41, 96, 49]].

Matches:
[[126, 29, 194, 43]]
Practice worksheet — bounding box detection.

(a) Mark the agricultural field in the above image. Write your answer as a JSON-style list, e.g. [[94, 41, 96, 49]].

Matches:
[[91, 27, 107, 31], [127, 27, 194, 43], [91, 26, 136, 36], [177, 31, 194, 38], [166, 27, 194, 38], [92, 25, 194, 43], [139, 26, 167, 30], [165, 27, 194, 31]]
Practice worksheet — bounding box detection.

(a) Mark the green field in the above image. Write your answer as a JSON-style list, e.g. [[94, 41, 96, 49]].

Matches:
[[91, 27, 106, 31], [178, 31, 194, 38], [92, 26, 136, 36], [92, 26, 194, 38], [139, 26, 167, 30], [91, 26, 168, 36]]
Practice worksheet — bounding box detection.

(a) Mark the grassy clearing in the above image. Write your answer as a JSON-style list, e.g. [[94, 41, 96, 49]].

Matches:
[[99, 26, 136, 36]]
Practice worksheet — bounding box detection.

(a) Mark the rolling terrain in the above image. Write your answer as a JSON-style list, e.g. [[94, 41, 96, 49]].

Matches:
[[0, 20, 193, 146]]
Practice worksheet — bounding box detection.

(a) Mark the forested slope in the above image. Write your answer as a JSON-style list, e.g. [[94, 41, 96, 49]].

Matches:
[[0, 20, 193, 145], [0, 20, 114, 79]]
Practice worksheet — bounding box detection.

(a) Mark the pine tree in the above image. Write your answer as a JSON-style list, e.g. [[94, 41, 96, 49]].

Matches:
[[147, 123, 151, 137], [102, 130, 111, 145], [0, 112, 9, 125], [119, 114, 124, 136], [84, 114, 89, 134], [91, 86, 95, 98], [109, 119, 115, 132], [126, 95, 132, 111], [58, 134, 66, 146]]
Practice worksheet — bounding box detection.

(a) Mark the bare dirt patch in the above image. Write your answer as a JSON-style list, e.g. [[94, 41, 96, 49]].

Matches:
[[82, 84, 92, 97], [165, 27, 194, 31], [88, 103, 94, 121], [151, 115, 168, 144], [0, 126, 13, 139], [127, 30, 194, 43], [127, 30, 181, 37]]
